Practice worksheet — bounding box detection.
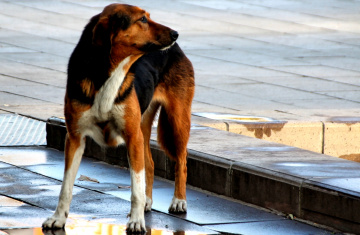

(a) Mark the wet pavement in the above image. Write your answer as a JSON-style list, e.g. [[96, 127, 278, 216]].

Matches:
[[0, 147, 335, 235], [1, 0, 360, 234]]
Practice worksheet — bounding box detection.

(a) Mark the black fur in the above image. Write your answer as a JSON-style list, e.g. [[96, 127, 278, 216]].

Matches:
[[67, 14, 110, 104], [131, 43, 186, 113], [66, 14, 187, 116]]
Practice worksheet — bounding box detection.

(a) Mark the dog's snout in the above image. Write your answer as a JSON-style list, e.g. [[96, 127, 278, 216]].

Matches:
[[170, 30, 179, 41]]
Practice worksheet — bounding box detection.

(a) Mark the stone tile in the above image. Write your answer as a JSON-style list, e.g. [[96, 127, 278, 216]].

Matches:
[[143, 9, 273, 37], [73, 212, 218, 234], [281, 108, 360, 122], [0, 1, 88, 30], [206, 219, 334, 235], [149, 188, 282, 225], [0, 28, 75, 57], [0, 60, 66, 87], [215, 83, 329, 100], [0, 166, 130, 216], [12, 0, 100, 19], [228, 121, 323, 153], [188, 48, 310, 66], [0, 52, 68, 72], [0, 13, 80, 43], [0, 162, 10, 168], [191, 100, 245, 115], [324, 76, 360, 86], [195, 73, 258, 86], [0, 43, 35, 53], [274, 98, 360, 110], [0, 92, 63, 121], [266, 65, 360, 78], [64, 0, 115, 8], [181, 2, 329, 35], [248, 75, 359, 92], [323, 122, 360, 158], [240, 0, 360, 22], [0, 84, 65, 104], [266, 159, 360, 179], [0, 196, 24, 207], [317, 90, 360, 103], [3, 213, 217, 234], [0, 147, 63, 167], [0, 206, 52, 228], [194, 85, 295, 111], [294, 56, 360, 72], [0, 91, 47, 105]]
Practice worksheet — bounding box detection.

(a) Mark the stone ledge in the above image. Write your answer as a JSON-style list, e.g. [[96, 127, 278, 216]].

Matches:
[[192, 114, 360, 160]]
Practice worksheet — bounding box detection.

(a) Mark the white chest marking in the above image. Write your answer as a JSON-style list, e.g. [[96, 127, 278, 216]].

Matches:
[[77, 57, 131, 147], [93, 56, 130, 120]]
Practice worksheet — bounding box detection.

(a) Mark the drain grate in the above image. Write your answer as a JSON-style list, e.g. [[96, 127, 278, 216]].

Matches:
[[0, 114, 46, 146]]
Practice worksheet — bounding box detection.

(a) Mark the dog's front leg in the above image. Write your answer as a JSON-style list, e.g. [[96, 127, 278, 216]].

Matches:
[[126, 130, 146, 233], [43, 134, 85, 229]]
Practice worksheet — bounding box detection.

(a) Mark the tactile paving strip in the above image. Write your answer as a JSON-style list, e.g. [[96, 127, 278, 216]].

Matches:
[[0, 114, 46, 146]]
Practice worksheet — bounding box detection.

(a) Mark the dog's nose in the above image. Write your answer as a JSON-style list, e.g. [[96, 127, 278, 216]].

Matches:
[[170, 30, 179, 40]]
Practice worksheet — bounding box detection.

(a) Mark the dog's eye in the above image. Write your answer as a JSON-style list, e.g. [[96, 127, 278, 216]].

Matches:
[[140, 16, 147, 23]]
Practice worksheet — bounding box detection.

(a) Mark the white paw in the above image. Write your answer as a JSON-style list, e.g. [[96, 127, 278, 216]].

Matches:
[[42, 215, 67, 229], [145, 196, 152, 212], [168, 197, 187, 213], [126, 216, 146, 233]]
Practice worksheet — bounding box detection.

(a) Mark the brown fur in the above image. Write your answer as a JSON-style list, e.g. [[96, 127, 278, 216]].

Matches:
[[43, 3, 194, 233]]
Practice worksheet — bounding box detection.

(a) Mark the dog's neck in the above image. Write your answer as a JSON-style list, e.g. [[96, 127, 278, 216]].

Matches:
[[109, 53, 142, 74]]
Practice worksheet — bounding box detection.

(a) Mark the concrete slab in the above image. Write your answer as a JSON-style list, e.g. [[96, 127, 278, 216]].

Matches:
[[266, 65, 360, 78], [0, 146, 338, 233], [0, 61, 66, 87], [1, 0, 360, 232], [0, 52, 67, 72], [0, 147, 281, 225], [0, 28, 75, 58], [0, 1, 88, 31], [0, 84, 65, 105], [206, 219, 334, 235], [0, 205, 52, 229], [0, 13, 80, 44]]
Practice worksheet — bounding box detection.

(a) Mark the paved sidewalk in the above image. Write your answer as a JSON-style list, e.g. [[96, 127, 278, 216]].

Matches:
[[1, 0, 360, 121], [0, 146, 334, 235], [1, 0, 360, 159], [1, 0, 360, 234]]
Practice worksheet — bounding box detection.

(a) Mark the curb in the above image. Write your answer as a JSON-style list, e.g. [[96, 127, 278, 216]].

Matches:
[[46, 117, 360, 233]]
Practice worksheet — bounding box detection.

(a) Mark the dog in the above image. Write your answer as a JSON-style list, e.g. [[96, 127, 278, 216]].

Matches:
[[42, 3, 194, 233]]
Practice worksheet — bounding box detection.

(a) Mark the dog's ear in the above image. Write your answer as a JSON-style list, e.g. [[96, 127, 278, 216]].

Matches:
[[92, 13, 131, 47], [110, 13, 131, 32], [92, 16, 110, 47]]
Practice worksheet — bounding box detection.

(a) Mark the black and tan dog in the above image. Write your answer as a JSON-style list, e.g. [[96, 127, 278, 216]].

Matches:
[[42, 3, 194, 233]]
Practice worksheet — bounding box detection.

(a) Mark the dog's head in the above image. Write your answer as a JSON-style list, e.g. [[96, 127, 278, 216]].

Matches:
[[92, 4, 178, 55]]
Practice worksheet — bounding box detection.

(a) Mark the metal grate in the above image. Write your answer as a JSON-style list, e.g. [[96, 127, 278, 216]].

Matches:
[[0, 114, 46, 146]]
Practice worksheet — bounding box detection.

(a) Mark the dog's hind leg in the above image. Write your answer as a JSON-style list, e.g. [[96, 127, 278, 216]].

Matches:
[[157, 97, 192, 213], [141, 102, 160, 212], [42, 133, 85, 229]]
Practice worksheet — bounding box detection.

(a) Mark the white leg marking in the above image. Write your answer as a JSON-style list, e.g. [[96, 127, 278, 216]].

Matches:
[[127, 169, 146, 232], [42, 138, 85, 229], [145, 196, 153, 212], [169, 196, 187, 213]]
